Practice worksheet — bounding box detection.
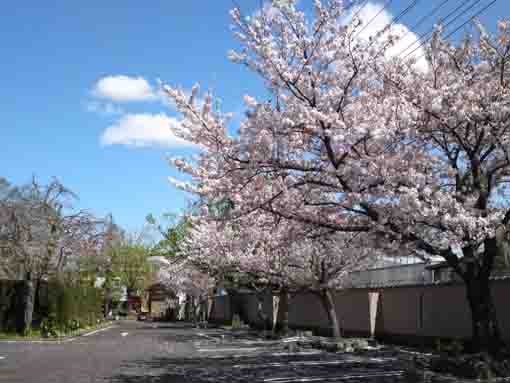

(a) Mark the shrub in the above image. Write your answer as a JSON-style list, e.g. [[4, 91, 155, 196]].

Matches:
[[40, 316, 58, 338], [43, 277, 103, 334], [435, 338, 465, 356]]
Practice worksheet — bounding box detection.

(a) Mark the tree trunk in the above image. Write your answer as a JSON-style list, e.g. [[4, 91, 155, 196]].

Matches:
[[0, 283, 15, 331], [319, 288, 342, 338], [194, 297, 203, 327], [255, 291, 270, 332], [16, 274, 35, 334], [272, 293, 279, 333], [33, 279, 41, 319], [185, 295, 194, 322], [446, 238, 503, 356], [104, 287, 112, 318], [274, 288, 290, 336], [466, 277, 502, 355], [200, 297, 207, 323]]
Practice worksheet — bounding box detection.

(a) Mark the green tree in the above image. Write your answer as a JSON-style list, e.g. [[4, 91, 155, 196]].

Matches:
[[146, 213, 191, 260], [108, 243, 153, 299]]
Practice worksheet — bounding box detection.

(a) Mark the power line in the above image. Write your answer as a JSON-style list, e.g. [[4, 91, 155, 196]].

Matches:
[[399, 0, 478, 58], [406, 0, 453, 38], [402, 0, 485, 60], [442, 0, 498, 40], [352, 0, 394, 40], [349, 0, 422, 54], [392, 0, 422, 26], [373, 0, 452, 60], [399, 0, 472, 57], [411, 0, 499, 63], [367, 0, 423, 51]]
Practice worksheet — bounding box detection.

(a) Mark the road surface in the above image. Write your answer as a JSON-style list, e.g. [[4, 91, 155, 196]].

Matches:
[[0, 321, 428, 382]]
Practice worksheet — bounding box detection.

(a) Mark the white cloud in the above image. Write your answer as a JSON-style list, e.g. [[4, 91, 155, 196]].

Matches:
[[343, 2, 428, 71], [92, 75, 156, 102], [100, 113, 192, 148]]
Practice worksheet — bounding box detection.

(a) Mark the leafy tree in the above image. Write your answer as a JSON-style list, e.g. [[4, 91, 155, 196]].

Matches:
[[146, 213, 192, 260], [107, 242, 153, 299]]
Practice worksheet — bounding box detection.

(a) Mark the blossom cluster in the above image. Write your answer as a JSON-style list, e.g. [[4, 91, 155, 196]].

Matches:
[[162, 1, 510, 288]]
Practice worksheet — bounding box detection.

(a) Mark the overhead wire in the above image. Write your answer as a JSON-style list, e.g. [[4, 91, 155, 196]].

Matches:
[[442, 0, 498, 40], [408, 0, 454, 32], [402, 0, 486, 60], [402, 0, 498, 59], [393, 0, 454, 48], [372, 0, 453, 62], [352, 0, 394, 40], [406, 0, 499, 78], [366, 0, 422, 50], [392, 0, 422, 25], [399, 0, 481, 58], [367, 0, 423, 57]]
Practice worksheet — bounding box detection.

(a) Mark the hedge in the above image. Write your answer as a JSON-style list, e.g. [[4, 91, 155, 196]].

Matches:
[[42, 278, 103, 336]]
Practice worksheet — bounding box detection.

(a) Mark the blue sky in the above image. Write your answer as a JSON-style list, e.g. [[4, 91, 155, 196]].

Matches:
[[1, 0, 507, 231]]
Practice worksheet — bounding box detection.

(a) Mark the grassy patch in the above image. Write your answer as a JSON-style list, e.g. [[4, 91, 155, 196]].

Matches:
[[0, 321, 113, 341], [0, 328, 42, 340]]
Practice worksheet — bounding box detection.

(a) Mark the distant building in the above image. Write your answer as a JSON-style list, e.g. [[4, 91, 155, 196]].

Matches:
[[346, 255, 510, 289], [345, 262, 433, 288], [145, 283, 178, 319]]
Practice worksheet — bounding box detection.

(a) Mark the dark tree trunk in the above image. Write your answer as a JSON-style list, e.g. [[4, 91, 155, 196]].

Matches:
[[449, 238, 503, 356], [104, 287, 112, 318], [274, 287, 290, 336], [0, 283, 15, 331], [126, 287, 135, 312], [33, 279, 41, 318], [16, 274, 35, 334], [194, 296, 203, 327], [200, 296, 207, 323], [319, 288, 342, 338], [185, 295, 193, 322], [465, 277, 502, 355], [255, 291, 270, 332]]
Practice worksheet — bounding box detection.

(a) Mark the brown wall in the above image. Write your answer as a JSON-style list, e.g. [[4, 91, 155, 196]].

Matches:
[[209, 279, 510, 343], [335, 290, 371, 336], [209, 295, 232, 324]]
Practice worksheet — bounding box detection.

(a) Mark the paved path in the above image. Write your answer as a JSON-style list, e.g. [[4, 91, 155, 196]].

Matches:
[[0, 321, 197, 383], [0, 321, 454, 382]]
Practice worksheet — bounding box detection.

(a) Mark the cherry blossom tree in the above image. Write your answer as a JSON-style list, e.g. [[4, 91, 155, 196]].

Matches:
[[375, 20, 510, 354], [179, 210, 377, 337], [163, 0, 406, 335], [0, 178, 105, 281], [162, 0, 510, 353], [148, 255, 214, 323], [0, 178, 106, 332]]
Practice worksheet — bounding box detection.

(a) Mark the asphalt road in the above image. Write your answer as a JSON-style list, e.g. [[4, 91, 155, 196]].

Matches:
[[0, 321, 430, 383]]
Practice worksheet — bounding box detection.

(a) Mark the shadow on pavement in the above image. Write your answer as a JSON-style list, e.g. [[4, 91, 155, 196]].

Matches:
[[137, 323, 199, 330], [109, 353, 416, 383]]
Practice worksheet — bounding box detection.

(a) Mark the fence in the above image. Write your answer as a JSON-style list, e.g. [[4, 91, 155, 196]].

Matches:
[[208, 278, 510, 345]]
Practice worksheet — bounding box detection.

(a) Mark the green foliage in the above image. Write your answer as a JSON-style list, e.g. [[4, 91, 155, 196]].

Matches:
[[40, 316, 59, 338], [231, 313, 244, 329], [148, 213, 191, 259], [42, 277, 103, 337], [107, 243, 153, 296], [207, 198, 234, 219], [435, 338, 465, 356], [494, 238, 510, 272]]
